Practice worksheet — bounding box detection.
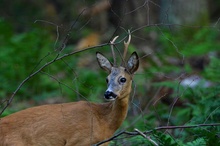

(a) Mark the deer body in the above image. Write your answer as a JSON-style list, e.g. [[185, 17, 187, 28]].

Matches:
[[0, 34, 139, 146], [0, 100, 128, 146]]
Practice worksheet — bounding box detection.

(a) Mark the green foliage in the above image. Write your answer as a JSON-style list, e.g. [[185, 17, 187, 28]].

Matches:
[[159, 27, 220, 57], [113, 135, 153, 146], [185, 138, 206, 146], [203, 57, 220, 82], [192, 128, 220, 146], [0, 19, 55, 99], [71, 68, 106, 102], [0, 108, 17, 117], [153, 131, 178, 146]]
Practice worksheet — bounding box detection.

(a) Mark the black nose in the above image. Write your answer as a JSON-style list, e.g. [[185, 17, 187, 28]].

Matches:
[[104, 91, 117, 100]]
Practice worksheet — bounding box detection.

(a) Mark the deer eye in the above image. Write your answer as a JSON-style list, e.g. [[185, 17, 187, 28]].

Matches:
[[119, 77, 126, 83], [106, 78, 109, 83]]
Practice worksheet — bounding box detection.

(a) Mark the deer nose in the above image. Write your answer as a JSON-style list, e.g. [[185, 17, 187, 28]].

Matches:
[[104, 91, 117, 101]]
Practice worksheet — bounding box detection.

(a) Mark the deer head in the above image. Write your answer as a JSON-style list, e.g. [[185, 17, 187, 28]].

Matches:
[[96, 33, 139, 101]]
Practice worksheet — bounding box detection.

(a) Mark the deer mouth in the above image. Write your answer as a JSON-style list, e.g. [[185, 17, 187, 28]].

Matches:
[[104, 91, 117, 101]]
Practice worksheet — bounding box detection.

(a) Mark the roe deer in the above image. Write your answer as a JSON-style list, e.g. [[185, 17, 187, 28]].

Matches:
[[0, 33, 139, 146]]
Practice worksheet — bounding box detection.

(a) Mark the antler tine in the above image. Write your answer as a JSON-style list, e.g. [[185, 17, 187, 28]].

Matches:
[[123, 30, 131, 60], [110, 36, 119, 66]]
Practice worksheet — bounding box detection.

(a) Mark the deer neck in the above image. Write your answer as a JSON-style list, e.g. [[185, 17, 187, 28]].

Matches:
[[107, 93, 130, 131]]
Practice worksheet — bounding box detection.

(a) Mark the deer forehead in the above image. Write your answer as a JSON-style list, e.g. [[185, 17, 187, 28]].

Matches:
[[109, 67, 130, 79]]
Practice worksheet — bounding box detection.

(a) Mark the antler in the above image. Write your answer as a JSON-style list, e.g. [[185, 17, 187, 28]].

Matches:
[[110, 36, 119, 66], [123, 30, 131, 60]]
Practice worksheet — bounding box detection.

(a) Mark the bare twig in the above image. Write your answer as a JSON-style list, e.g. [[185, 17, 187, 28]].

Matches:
[[40, 71, 86, 99], [135, 128, 159, 146], [94, 123, 220, 145], [134, 128, 147, 138], [166, 80, 182, 127], [0, 42, 108, 115], [34, 20, 61, 50], [0, 8, 105, 115]]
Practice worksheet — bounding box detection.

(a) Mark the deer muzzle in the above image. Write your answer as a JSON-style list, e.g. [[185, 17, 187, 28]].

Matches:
[[104, 91, 117, 101]]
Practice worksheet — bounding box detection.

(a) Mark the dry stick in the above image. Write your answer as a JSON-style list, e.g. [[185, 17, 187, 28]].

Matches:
[[94, 123, 220, 145], [214, 17, 220, 27], [125, 0, 148, 15], [166, 75, 196, 127], [0, 8, 98, 115], [156, 25, 185, 64], [40, 71, 85, 98], [166, 80, 182, 127], [204, 106, 220, 124], [34, 20, 60, 50], [0, 43, 108, 116], [134, 128, 159, 146]]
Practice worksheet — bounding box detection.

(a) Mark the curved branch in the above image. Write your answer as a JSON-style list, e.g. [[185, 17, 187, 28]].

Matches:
[[94, 123, 220, 145], [0, 43, 108, 116]]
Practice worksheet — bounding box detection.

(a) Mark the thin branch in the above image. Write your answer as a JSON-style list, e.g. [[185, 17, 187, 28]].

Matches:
[[93, 130, 126, 146], [0, 43, 108, 115], [166, 80, 182, 126], [40, 71, 86, 100], [134, 128, 147, 138], [94, 123, 220, 145], [34, 20, 61, 50]]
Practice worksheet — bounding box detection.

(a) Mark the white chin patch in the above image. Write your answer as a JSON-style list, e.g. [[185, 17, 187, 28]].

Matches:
[[104, 96, 117, 101]]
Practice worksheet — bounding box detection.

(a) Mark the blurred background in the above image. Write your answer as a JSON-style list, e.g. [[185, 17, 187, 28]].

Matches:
[[0, 0, 220, 145]]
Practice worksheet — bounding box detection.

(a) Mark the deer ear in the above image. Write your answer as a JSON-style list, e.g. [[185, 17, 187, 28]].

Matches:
[[127, 52, 139, 74], [96, 52, 112, 72]]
